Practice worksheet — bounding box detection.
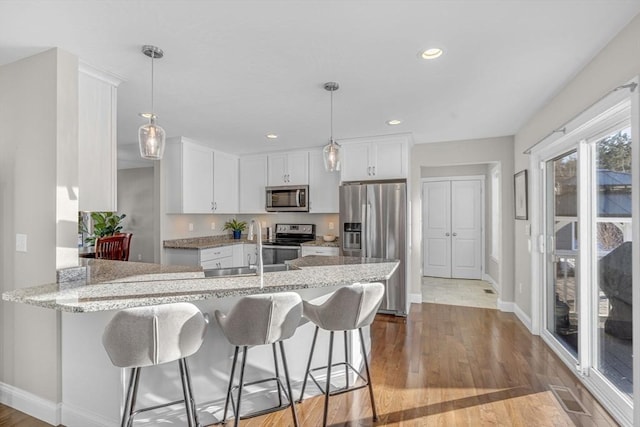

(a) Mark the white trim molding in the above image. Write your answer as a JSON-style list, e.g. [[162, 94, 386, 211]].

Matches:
[[497, 300, 533, 333], [408, 292, 423, 305], [0, 381, 61, 426], [62, 401, 120, 427]]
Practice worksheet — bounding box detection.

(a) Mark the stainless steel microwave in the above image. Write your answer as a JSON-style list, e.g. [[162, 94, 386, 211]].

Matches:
[[266, 185, 309, 212]]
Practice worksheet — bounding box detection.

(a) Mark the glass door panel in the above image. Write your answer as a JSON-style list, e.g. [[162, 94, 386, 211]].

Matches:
[[594, 126, 633, 399], [546, 150, 579, 357]]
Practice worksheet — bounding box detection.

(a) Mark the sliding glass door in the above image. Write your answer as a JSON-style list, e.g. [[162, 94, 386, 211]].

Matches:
[[545, 150, 579, 357], [538, 99, 634, 423]]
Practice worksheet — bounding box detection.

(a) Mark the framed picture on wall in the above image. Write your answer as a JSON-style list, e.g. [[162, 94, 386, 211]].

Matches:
[[514, 169, 528, 220]]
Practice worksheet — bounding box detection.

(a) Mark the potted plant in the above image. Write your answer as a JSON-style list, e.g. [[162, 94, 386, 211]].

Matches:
[[223, 219, 247, 239], [82, 212, 127, 246]]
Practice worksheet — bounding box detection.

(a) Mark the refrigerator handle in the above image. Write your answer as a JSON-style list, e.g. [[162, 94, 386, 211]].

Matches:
[[361, 203, 367, 257]]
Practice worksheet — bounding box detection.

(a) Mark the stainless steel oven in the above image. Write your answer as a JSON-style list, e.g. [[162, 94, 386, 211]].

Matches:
[[261, 223, 315, 265]]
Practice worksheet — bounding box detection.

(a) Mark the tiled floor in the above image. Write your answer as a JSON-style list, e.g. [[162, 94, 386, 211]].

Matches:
[[421, 276, 498, 309]]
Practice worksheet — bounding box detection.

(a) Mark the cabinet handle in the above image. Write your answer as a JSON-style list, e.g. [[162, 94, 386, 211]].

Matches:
[[445, 232, 450, 237], [372, 166, 376, 176], [452, 232, 457, 237], [367, 166, 371, 176], [214, 202, 217, 211]]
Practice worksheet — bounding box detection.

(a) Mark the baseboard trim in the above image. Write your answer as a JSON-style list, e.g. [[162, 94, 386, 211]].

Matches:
[[482, 274, 499, 292], [409, 292, 422, 304], [0, 381, 61, 426], [62, 401, 118, 427], [497, 299, 533, 333]]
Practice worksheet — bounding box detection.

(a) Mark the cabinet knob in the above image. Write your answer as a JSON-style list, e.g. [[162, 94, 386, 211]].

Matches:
[[445, 232, 450, 237], [452, 232, 457, 237]]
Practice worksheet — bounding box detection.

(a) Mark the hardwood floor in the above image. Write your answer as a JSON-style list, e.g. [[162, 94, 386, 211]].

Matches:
[[0, 303, 620, 426]]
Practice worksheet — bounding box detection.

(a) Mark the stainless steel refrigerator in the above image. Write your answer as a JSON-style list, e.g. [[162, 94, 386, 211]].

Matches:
[[340, 180, 407, 316]]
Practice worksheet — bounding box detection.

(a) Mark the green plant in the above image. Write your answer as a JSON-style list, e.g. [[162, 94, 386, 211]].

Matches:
[[223, 219, 247, 232], [83, 212, 126, 246]]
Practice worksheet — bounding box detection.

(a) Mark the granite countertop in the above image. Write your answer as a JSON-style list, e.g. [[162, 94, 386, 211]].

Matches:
[[2, 256, 399, 313], [300, 238, 340, 248], [164, 235, 340, 249], [163, 235, 252, 249]]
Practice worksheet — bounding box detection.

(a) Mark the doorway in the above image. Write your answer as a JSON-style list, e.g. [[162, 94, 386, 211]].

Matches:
[[422, 177, 484, 279]]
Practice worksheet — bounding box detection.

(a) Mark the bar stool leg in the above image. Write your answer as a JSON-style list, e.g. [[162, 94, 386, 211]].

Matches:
[[179, 359, 196, 427], [121, 367, 140, 427], [279, 341, 299, 427], [222, 346, 239, 424], [323, 331, 334, 427], [297, 326, 319, 402], [344, 331, 349, 389], [358, 328, 378, 421], [234, 346, 249, 427], [182, 358, 200, 427], [272, 343, 283, 407]]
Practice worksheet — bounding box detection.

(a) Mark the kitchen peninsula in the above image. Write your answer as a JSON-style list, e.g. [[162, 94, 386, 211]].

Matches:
[[2, 256, 399, 427]]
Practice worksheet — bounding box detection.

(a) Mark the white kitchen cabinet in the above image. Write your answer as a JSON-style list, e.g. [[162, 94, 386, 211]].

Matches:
[[239, 154, 268, 213], [267, 152, 309, 186], [308, 149, 339, 213], [213, 151, 239, 213], [200, 246, 234, 269], [78, 64, 121, 212], [340, 135, 410, 181], [165, 138, 239, 214], [165, 137, 214, 214], [301, 246, 339, 256]]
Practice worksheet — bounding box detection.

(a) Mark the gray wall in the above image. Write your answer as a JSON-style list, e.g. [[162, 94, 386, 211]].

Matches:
[[514, 13, 640, 319], [0, 49, 78, 409], [410, 136, 514, 303], [118, 167, 155, 263]]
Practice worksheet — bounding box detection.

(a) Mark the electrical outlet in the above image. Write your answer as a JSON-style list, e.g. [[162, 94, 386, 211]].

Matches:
[[261, 221, 267, 228], [16, 233, 27, 252], [211, 222, 216, 230], [188, 223, 194, 231], [328, 222, 334, 230]]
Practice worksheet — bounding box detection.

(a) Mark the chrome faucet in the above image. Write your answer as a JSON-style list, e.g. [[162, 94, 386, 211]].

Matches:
[[249, 219, 264, 286]]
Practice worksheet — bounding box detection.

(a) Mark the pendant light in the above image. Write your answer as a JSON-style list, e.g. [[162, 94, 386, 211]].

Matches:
[[138, 45, 166, 160], [322, 82, 341, 172]]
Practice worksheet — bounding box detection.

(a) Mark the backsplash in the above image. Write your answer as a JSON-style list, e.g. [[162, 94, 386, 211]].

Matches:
[[162, 212, 339, 240]]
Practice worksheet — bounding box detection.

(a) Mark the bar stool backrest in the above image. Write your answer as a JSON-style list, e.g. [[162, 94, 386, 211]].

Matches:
[[304, 282, 385, 331], [102, 303, 206, 368], [215, 292, 302, 346]]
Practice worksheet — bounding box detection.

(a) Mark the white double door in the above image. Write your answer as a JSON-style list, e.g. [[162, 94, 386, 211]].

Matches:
[[422, 179, 483, 279]]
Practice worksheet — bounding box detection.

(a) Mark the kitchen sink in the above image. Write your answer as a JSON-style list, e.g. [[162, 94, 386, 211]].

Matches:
[[203, 263, 293, 278]]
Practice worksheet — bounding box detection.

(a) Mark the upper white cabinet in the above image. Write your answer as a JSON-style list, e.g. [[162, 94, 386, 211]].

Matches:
[[213, 151, 239, 213], [340, 135, 410, 182], [78, 63, 121, 212], [268, 152, 309, 186], [308, 149, 339, 213], [239, 154, 268, 213], [164, 137, 238, 214]]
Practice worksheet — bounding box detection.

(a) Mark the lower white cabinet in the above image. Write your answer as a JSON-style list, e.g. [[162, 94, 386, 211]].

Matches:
[[200, 246, 234, 269], [301, 246, 339, 257], [165, 243, 258, 269]]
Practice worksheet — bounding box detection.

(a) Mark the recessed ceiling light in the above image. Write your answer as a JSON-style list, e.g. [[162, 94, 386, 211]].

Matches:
[[386, 119, 402, 126], [265, 133, 278, 140], [420, 48, 443, 60]]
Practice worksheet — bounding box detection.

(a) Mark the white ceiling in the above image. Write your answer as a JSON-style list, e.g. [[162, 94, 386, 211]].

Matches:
[[1, 1, 639, 168]]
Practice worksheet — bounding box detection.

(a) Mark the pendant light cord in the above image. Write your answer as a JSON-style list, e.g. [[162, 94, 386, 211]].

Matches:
[[150, 51, 155, 117], [330, 88, 334, 142]]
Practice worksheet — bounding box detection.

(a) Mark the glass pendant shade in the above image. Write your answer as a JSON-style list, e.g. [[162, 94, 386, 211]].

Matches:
[[323, 139, 341, 171], [138, 117, 166, 160]]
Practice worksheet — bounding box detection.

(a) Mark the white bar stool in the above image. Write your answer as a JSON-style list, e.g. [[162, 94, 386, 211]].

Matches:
[[215, 292, 301, 427], [102, 303, 207, 427], [297, 282, 385, 427]]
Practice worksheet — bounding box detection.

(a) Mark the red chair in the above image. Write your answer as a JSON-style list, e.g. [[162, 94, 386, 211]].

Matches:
[[95, 233, 132, 261]]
